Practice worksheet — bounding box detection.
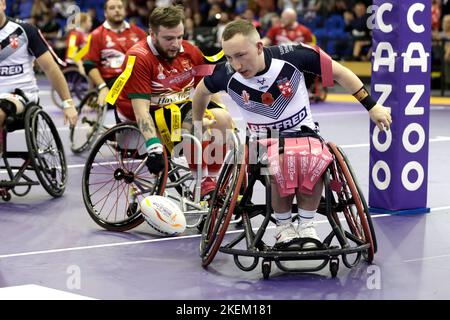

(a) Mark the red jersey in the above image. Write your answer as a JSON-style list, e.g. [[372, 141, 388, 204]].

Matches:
[[83, 21, 147, 80], [266, 22, 313, 45], [65, 28, 88, 62], [116, 38, 205, 120]]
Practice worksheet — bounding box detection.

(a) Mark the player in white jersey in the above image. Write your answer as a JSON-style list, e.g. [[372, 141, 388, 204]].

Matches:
[[192, 19, 392, 248], [0, 0, 77, 151]]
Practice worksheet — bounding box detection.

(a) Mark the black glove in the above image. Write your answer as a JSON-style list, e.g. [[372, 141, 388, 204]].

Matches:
[[146, 152, 165, 175]]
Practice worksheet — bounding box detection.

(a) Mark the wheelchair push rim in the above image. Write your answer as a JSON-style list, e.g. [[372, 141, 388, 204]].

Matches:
[[82, 122, 168, 231]]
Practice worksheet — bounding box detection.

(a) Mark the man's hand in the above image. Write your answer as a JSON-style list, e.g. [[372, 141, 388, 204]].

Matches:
[[145, 142, 165, 175], [369, 104, 392, 131], [97, 87, 109, 106], [62, 99, 78, 127]]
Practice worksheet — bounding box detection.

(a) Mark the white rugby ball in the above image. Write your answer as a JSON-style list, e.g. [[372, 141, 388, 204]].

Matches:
[[140, 195, 186, 236]]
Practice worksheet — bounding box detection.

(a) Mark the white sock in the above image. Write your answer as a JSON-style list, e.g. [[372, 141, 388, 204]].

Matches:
[[274, 211, 292, 225], [298, 209, 316, 225]]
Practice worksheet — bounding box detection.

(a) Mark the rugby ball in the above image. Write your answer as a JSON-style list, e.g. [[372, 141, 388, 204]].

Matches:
[[140, 195, 186, 236]]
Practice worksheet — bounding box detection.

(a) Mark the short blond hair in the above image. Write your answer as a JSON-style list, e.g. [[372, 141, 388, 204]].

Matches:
[[222, 19, 260, 41]]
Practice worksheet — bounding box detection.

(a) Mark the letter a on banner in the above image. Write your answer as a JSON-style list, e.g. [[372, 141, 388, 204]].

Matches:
[[369, 0, 431, 214]]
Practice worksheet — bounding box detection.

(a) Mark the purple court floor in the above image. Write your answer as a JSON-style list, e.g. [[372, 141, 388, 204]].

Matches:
[[0, 81, 449, 300]]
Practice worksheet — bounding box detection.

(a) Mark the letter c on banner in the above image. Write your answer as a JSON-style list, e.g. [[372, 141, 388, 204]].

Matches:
[[402, 161, 424, 191], [372, 126, 392, 152], [372, 160, 391, 190], [407, 3, 425, 33], [376, 3, 393, 33]]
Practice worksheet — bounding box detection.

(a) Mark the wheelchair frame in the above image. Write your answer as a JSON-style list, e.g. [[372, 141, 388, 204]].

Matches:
[[70, 89, 108, 154], [0, 103, 68, 201], [200, 135, 377, 279], [51, 65, 92, 110]]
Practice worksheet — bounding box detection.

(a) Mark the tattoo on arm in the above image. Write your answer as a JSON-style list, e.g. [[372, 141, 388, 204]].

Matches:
[[138, 116, 155, 137]]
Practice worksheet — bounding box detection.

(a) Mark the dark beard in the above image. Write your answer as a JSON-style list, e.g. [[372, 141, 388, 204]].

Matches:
[[107, 17, 124, 29], [154, 41, 177, 62]]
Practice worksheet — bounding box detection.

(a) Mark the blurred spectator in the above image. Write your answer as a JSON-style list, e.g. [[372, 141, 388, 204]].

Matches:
[[432, 0, 442, 34], [349, 1, 371, 60], [87, 7, 102, 29], [262, 8, 313, 45]]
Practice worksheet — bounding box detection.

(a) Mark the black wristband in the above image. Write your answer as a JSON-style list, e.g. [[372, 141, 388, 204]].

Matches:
[[353, 86, 377, 111]]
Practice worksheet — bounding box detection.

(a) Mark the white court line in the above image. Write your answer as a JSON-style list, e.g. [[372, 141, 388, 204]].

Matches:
[[403, 254, 450, 263], [0, 212, 425, 260]]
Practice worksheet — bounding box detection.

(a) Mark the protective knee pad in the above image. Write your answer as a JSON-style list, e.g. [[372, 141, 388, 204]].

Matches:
[[0, 99, 17, 117]]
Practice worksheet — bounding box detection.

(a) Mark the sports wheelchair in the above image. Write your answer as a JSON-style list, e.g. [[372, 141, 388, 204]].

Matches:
[[69, 89, 108, 154], [51, 64, 91, 110], [200, 130, 377, 279], [0, 100, 68, 201], [81, 121, 242, 232]]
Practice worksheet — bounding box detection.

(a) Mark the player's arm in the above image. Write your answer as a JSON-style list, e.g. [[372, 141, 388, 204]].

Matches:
[[331, 60, 392, 131], [131, 98, 158, 141], [36, 52, 78, 127], [131, 98, 165, 174], [83, 32, 109, 105], [192, 79, 214, 138]]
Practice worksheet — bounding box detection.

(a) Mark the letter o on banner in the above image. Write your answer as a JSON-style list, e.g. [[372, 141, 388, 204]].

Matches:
[[372, 160, 391, 190], [402, 161, 424, 191], [402, 123, 425, 153], [372, 126, 392, 152]]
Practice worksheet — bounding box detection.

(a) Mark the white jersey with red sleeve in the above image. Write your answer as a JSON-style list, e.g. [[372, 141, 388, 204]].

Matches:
[[116, 37, 205, 120]]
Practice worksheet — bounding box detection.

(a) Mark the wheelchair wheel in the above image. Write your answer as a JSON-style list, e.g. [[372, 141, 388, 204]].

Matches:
[[200, 143, 247, 267], [327, 142, 375, 263], [336, 145, 377, 254], [70, 90, 106, 154], [51, 67, 90, 109], [82, 122, 168, 231], [25, 105, 68, 197]]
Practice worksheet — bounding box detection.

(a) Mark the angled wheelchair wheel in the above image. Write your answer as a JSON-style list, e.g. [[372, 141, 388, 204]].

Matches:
[[70, 90, 106, 154], [25, 105, 68, 197], [337, 144, 377, 254], [82, 122, 168, 231], [51, 67, 90, 109], [327, 142, 375, 263], [200, 142, 247, 267]]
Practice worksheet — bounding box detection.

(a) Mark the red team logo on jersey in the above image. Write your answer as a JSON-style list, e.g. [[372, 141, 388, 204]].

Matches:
[[261, 92, 274, 105], [9, 35, 19, 49], [277, 79, 293, 98]]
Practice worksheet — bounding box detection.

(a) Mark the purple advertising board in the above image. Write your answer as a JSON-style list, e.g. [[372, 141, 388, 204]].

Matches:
[[369, 0, 431, 213]]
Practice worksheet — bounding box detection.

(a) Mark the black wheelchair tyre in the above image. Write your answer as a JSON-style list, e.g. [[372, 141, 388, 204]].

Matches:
[[24, 105, 68, 197]]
